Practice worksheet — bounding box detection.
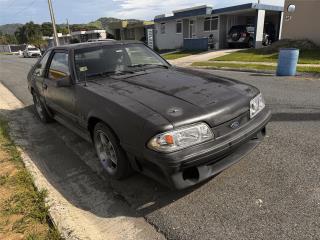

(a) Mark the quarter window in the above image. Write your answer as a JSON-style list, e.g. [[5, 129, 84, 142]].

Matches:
[[176, 21, 182, 34], [48, 52, 70, 80], [160, 23, 166, 34], [204, 17, 218, 31], [34, 50, 51, 77]]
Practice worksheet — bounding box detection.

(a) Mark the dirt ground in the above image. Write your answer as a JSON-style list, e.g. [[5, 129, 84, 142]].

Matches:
[[0, 119, 60, 240]]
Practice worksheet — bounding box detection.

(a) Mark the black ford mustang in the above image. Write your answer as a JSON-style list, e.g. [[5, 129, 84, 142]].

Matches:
[[27, 41, 271, 189]]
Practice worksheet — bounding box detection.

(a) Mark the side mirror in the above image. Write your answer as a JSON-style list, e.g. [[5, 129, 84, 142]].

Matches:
[[288, 4, 296, 13], [34, 68, 42, 76], [36, 63, 42, 68], [55, 76, 72, 88]]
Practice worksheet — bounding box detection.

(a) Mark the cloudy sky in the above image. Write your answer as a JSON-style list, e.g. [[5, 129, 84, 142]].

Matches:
[[0, 0, 284, 25]]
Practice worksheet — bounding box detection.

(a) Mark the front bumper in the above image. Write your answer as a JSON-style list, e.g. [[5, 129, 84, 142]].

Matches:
[[28, 53, 41, 57], [139, 108, 271, 189]]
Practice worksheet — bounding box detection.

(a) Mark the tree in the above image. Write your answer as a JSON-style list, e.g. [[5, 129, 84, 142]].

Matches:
[[41, 22, 53, 36], [29, 34, 46, 49], [0, 33, 18, 45], [15, 21, 43, 45]]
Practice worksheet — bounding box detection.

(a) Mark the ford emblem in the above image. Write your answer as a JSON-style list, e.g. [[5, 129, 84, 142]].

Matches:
[[230, 121, 240, 129]]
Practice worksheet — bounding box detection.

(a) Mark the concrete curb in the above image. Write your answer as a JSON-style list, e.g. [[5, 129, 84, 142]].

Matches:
[[0, 83, 166, 240], [192, 66, 320, 79]]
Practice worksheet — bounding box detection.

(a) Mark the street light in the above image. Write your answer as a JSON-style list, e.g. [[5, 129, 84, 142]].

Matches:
[[48, 0, 59, 46]]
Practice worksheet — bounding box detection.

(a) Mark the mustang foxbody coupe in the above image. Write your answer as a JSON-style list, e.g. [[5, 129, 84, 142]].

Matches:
[[27, 41, 271, 189]]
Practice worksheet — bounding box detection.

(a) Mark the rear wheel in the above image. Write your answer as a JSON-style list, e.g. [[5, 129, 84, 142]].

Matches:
[[32, 92, 53, 123], [93, 122, 132, 180]]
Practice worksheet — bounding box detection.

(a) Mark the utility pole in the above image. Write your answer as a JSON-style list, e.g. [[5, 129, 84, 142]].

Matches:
[[48, 0, 59, 46], [66, 19, 71, 35]]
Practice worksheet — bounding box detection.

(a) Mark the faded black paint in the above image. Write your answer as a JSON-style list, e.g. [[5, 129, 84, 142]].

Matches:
[[28, 41, 270, 189]]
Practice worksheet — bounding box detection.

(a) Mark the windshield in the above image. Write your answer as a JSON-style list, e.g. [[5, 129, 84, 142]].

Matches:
[[74, 44, 169, 80], [28, 48, 38, 51]]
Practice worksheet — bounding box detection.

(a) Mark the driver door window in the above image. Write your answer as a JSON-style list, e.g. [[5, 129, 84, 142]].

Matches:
[[48, 52, 70, 80]]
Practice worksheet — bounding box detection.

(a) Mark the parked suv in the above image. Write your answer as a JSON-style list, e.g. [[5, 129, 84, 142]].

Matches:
[[227, 24, 275, 48], [23, 46, 42, 58]]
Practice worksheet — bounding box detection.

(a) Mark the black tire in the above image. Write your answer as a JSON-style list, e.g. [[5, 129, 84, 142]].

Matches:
[[93, 122, 132, 180], [32, 92, 53, 123]]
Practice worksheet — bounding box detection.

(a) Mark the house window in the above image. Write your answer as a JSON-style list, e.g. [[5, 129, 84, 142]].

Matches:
[[176, 20, 182, 34], [160, 23, 166, 34], [204, 17, 219, 31], [204, 18, 211, 31], [211, 17, 218, 30]]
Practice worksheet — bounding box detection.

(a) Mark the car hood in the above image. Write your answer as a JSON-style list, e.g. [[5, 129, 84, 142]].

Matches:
[[91, 68, 259, 127]]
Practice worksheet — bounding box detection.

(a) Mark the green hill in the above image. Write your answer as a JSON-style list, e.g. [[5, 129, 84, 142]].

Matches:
[[0, 24, 23, 35]]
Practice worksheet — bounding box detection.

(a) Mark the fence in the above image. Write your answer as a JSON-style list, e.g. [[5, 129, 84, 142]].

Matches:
[[0, 44, 26, 53]]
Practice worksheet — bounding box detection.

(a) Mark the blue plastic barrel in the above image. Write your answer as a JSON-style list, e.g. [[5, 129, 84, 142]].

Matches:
[[276, 48, 300, 76]]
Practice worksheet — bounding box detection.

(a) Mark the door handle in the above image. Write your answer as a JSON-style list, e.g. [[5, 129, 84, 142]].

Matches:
[[43, 83, 48, 90]]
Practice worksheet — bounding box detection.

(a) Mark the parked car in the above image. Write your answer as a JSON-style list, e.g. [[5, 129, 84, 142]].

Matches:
[[23, 46, 42, 58], [27, 41, 271, 189], [227, 24, 275, 48]]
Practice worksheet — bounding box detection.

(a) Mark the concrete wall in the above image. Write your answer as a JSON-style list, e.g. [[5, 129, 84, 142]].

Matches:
[[0, 45, 11, 53], [282, 0, 320, 45], [155, 21, 184, 50]]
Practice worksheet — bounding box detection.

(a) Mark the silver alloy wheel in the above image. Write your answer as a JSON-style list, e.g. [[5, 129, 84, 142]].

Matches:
[[34, 94, 44, 119], [95, 131, 118, 174]]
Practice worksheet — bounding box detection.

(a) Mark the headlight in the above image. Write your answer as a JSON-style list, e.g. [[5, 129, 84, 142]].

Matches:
[[250, 93, 265, 119], [147, 123, 214, 153]]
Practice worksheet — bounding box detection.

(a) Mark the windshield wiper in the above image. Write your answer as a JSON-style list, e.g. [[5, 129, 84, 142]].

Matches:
[[87, 70, 135, 78], [128, 64, 169, 69]]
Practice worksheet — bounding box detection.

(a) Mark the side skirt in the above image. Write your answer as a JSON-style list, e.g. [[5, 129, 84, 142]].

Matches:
[[53, 113, 92, 143]]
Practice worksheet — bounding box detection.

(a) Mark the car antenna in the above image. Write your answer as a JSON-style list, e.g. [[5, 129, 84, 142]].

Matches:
[[79, 66, 88, 87]]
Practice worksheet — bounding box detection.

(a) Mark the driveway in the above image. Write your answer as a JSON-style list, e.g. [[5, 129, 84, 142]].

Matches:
[[168, 49, 240, 67], [0, 54, 319, 240]]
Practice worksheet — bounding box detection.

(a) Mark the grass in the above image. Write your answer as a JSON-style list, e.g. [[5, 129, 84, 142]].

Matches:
[[0, 118, 61, 240], [192, 61, 320, 74], [0, 52, 13, 55], [213, 49, 320, 65], [162, 50, 205, 60], [193, 62, 276, 71]]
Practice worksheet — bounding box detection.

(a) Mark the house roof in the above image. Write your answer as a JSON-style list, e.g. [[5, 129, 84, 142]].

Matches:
[[154, 3, 284, 22], [212, 3, 284, 14]]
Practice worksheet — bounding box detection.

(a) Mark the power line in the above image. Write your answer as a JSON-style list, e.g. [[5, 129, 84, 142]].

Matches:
[[1, 0, 38, 17], [5, 0, 18, 9], [14, 0, 38, 16]]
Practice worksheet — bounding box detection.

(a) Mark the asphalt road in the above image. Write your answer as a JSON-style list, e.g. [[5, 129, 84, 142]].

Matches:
[[1, 54, 320, 240]]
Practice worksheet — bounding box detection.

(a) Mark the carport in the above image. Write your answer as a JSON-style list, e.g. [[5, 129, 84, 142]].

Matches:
[[216, 3, 284, 48]]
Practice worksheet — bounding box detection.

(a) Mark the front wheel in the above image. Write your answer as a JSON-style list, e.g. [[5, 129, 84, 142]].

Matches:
[[93, 122, 132, 180], [32, 92, 53, 123]]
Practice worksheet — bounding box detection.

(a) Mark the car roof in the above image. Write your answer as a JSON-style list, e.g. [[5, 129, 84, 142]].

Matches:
[[50, 40, 143, 51]]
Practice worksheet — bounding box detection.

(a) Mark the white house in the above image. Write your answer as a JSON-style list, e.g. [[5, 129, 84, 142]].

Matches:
[[154, 3, 284, 50]]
